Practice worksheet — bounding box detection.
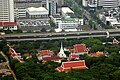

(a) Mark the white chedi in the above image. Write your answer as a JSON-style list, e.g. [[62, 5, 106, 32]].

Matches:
[[58, 42, 67, 58]]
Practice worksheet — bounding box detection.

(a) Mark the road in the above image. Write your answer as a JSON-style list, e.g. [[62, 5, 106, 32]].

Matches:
[[0, 29, 120, 42], [0, 52, 17, 80], [69, 0, 101, 30]]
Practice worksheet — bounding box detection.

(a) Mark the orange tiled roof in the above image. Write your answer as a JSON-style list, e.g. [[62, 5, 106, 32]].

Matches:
[[71, 44, 88, 53], [55, 60, 88, 72], [38, 50, 53, 56], [96, 52, 104, 55], [88, 53, 99, 57], [89, 52, 104, 57]]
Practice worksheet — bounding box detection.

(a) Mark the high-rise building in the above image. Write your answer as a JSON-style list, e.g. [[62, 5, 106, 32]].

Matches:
[[0, 0, 14, 22], [0, 0, 17, 30], [46, 0, 57, 15]]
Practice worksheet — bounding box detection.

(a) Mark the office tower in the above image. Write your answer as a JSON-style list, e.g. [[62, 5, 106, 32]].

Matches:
[[0, 0, 14, 22], [0, 0, 17, 30], [46, 0, 57, 15]]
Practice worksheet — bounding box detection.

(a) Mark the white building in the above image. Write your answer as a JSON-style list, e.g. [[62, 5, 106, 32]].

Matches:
[[82, 0, 88, 7], [15, 8, 26, 18], [54, 7, 83, 32], [88, 0, 98, 7], [0, 0, 17, 30], [98, 0, 119, 8], [26, 7, 49, 18], [99, 14, 120, 27]]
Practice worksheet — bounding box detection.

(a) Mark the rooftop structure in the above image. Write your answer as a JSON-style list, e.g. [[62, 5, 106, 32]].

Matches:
[[55, 60, 88, 72], [67, 55, 80, 61], [27, 7, 48, 16], [71, 44, 89, 55], [37, 50, 54, 60], [61, 7, 74, 14], [42, 56, 62, 63], [38, 50, 53, 56], [0, 22, 17, 26], [23, 53, 30, 57]]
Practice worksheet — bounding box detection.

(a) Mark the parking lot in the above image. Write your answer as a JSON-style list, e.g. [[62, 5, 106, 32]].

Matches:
[[17, 18, 51, 32], [18, 19, 50, 27]]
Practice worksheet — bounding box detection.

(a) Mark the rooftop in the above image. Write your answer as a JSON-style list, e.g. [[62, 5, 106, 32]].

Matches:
[[27, 7, 48, 12], [71, 44, 89, 53], [43, 56, 62, 61], [88, 52, 105, 57], [62, 7, 74, 14], [52, 14, 61, 18], [55, 60, 88, 72], [67, 13, 77, 18], [38, 50, 53, 56], [0, 22, 17, 26], [23, 53, 31, 57]]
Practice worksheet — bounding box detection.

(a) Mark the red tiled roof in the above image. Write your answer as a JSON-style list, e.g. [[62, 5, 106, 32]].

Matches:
[[43, 56, 62, 61], [71, 55, 79, 58], [38, 50, 53, 56], [67, 55, 80, 61], [23, 53, 31, 57], [55, 60, 88, 72], [63, 61, 85, 68], [71, 44, 88, 53], [0, 22, 17, 26]]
